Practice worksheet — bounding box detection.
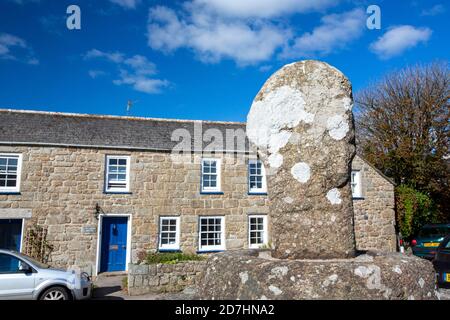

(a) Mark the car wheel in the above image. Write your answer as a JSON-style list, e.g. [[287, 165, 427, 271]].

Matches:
[[40, 287, 70, 300]]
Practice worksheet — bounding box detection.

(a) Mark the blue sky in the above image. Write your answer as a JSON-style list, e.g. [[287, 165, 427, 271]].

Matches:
[[0, 0, 448, 122]]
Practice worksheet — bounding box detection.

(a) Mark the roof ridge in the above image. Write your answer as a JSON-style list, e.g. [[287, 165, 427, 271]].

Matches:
[[0, 108, 246, 125]]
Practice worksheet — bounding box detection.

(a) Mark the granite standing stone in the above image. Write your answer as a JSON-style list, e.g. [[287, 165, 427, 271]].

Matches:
[[247, 60, 356, 259]]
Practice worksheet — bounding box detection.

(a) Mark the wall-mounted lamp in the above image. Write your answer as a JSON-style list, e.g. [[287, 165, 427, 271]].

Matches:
[[94, 203, 103, 220]]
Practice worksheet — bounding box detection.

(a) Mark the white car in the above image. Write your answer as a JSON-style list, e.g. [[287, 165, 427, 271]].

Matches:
[[0, 249, 92, 300]]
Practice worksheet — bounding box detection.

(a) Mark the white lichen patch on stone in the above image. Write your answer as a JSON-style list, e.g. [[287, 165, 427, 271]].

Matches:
[[326, 188, 342, 205], [269, 266, 289, 280], [329, 274, 338, 282], [290, 162, 311, 183], [354, 266, 373, 278], [354, 265, 385, 291], [326, 115, 349, 141], [268, 153, 283, 168], [418, 278, 425, 288], [268, 285, 283, 296], [247, 85, 314, 168], [392, 265, 402, 274], [323, 274, 339, 287], [268, 130, 292, 154], [239, 271, 249, 284], [283, 197, 294, 204], [342, 97, 353, 111]]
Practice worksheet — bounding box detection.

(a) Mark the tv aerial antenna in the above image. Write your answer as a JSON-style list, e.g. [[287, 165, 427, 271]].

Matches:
[[126, 100, 139, 116]]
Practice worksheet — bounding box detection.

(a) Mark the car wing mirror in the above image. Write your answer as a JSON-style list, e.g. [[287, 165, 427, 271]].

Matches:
[[19, 262, 33, 273]]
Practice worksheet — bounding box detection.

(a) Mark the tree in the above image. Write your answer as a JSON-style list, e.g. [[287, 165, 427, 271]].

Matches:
[[355, 62, 449, 220]]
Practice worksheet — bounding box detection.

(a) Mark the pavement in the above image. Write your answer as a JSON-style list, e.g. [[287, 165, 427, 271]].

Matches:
[[92, 274, 194, 300], [92, 274, 450, 300]]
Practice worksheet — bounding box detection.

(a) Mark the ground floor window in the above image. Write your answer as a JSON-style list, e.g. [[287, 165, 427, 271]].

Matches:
[[159, 216, 180, 251], [198, 216, 225, 251], [0, 219, 23, 251], [248, 215, 268, 248]]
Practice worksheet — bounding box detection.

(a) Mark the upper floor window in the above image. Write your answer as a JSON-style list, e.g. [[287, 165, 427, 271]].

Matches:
[[248, 159, 267, 194], [201, 158, 221, 193], [198, 216, 225, 252], [248, 215, 268, 249], [159, 216, 180, 251], [0, 154, 22, 193], [105, 155, 130, 193], [351, 170, 362, 198]]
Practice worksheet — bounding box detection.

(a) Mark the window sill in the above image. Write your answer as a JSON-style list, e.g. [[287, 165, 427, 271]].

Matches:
[[352, 197, 365, 200], [248, 192, 268, 196], [200, 191, 224, 195], [104, 191, 133, 195], [197, 249, 225, 254], [0, 191, 21, 195], [158, 248, 181, 253]]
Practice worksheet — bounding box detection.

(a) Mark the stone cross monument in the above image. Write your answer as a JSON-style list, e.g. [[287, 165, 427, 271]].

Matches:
[[247, 60, 356, 259]]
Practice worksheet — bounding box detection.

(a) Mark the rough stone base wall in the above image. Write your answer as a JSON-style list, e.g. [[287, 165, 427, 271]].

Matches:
[[195, 250, 437, 300], [352, 155, 397, 252], [128, 261, 206, 295]]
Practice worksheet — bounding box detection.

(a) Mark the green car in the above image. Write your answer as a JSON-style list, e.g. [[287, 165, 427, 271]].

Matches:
[[412, 224, 450, 260]]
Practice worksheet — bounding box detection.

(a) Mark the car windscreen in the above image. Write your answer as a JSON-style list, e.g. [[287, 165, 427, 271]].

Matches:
[[15, 252, 50, 269], [418, 227, 449, 238]]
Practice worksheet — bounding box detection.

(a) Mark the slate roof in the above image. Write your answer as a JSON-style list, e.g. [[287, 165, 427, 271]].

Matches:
[[0, 109, 396, 185], [0, 109, 249, 152]]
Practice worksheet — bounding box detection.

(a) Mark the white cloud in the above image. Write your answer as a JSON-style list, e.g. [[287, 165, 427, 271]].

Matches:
[[88, 70, 107, 79], [84, 49, 168, 94], [259, 65, 273, 72], [113, 70, 169, 94], [370, 25, 432, 59], [147, 2, 364, 65], [147, 5, 289, 65], [109, 0, 140, 9], [421, 4, 445, 16], [283, 8, 366, 58], [0, 33, 39, 65], [191, 0, 338, 18], [84, 49, 125, 63]]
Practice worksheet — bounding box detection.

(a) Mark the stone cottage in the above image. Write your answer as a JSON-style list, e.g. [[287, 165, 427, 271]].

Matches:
[[0, 109, 397, 275]]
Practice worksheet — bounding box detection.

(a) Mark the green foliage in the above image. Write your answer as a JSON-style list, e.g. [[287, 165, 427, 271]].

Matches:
[[145, 252, 204, 265], [395, 185, 438, 238], [121, 277, 128, 290]]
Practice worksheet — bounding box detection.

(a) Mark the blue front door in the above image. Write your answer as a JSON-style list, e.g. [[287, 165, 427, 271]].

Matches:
[[0, 219, 22, 251], [100, 217, 128, 273]]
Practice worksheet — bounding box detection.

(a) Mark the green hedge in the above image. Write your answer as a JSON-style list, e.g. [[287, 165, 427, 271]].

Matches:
[[395, 184, 437, 239], [146, 252, 204, 265]]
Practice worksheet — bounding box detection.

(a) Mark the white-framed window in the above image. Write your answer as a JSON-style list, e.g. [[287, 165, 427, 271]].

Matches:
[[351, 170, 362, 198], [105, 155, 130, 193], [159, 216, 180, 251], [201, 158, 221, 193], [0, 154, 22, 193], [198, 216, 225, 251], [248, 159, 267, 194], [248, 215, 268, 249]]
